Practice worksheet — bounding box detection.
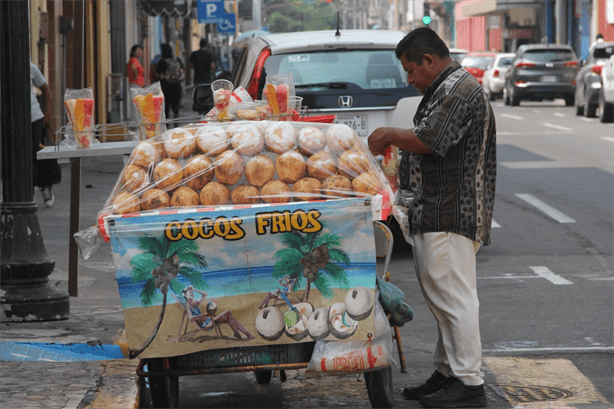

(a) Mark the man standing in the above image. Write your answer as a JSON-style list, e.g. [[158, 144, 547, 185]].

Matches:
[[368, 28, 496, 408], [30, 62, 58, 207], [189, 38, 216, 86]]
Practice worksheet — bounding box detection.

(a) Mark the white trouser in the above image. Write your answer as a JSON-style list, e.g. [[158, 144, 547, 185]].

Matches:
[[411, 232, 484, 386]]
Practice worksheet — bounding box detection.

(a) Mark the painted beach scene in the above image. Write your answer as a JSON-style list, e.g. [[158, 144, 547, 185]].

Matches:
[[106, 198, 378, 359]]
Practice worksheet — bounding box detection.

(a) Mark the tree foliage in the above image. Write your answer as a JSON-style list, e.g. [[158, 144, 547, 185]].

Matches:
[[263, 0, 340, 33]]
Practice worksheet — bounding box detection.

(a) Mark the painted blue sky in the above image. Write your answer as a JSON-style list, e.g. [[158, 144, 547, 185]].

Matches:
[[109, 198, 377, 279]]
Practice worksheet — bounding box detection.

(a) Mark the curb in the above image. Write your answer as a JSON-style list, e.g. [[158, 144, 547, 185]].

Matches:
[[82, 329, 141, 409]]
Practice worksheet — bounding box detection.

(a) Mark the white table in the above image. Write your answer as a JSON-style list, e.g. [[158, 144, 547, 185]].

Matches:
[[37, 141, 138, 296]]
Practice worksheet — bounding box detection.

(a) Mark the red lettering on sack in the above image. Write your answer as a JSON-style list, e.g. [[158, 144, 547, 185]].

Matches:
[[333, 352, 364, 372], [321, 358, 327, 372], [367, 346, 378, 368]]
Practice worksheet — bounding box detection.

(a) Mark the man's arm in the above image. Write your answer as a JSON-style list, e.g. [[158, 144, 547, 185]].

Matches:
[[40, 82, 52, 128], [368, 127, 435, 156]]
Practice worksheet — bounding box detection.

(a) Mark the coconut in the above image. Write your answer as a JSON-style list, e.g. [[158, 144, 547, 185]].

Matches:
[[255, 307, 285, 341], [170, 186, 200, 207], [111, 192, 140, 214], [307, 308, 330, 341], [345, 286, 373, 321], [328, 302, 358, 339], [284, 302, 314, 341]]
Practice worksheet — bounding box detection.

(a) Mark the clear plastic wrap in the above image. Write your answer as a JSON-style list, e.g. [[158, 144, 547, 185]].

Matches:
[[206, 82, 254, 121], [130, 82, 167, 140], [94, 120, 395, 242], [305, 298, 394, 376], [63, 88, 97, 149], [263, 74, 297, 120]]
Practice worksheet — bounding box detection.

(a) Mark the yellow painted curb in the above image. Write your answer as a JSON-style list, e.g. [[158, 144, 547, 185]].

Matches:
[[84, 359, 140, 409], [484, 356, 613, 408]]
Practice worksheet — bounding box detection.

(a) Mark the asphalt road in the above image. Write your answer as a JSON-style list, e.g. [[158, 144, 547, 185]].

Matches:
[[166, 99, 613, 408]]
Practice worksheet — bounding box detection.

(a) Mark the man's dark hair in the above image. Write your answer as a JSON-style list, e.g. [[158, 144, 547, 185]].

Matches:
[[395, 27, 450, 65], [160, 43, 173, 59], [200, 38, 208, 48]]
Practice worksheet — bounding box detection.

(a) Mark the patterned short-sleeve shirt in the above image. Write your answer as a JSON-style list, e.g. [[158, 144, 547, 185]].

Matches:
[[399, 61, 497, 245]]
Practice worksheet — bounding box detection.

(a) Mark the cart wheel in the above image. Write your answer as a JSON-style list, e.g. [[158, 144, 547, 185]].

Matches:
[[364, 366, 394, 408], [254, 369, 273, 384], [147, 358, 179, 408]]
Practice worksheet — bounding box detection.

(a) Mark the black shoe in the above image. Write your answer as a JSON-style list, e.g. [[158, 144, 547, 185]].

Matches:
[[419, 377, 487, 408], [402, 371, 450, 400]]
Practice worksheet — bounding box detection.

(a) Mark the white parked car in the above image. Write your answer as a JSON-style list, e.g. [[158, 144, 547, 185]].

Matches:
[[599, 53, 614, 122], [482, 53, 515, 101]]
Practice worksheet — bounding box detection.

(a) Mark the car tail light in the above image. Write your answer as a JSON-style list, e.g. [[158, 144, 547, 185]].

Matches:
[[592, 65, 603, 75], [246, 48, 271, 100], [493, 69, 500, 77], [516, 62, 535, 68], [564, 61, 578, 67], [515, 81, 527, 86]]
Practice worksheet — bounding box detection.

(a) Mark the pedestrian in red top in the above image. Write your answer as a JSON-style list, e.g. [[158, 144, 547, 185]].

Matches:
[[126, 44, 144, 122]]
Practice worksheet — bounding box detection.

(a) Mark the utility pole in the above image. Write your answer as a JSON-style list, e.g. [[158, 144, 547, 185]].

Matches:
[[0, 1, 70, 322]]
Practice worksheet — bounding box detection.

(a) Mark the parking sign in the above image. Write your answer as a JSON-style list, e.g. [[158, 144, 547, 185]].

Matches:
[[197, 0, 226, 24], [217, 13, 236, 34]]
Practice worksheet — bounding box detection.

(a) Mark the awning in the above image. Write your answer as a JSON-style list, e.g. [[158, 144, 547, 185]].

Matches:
[[140, 0, 191, 18], [461, 0, 542, 18]]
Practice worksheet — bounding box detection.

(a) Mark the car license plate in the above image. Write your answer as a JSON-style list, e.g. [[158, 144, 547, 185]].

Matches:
[[334, 115, 368, 137], [542, 76, 557, 82]]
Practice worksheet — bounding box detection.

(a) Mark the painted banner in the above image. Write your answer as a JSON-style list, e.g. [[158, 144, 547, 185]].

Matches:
[[106, 198, 377, 359]]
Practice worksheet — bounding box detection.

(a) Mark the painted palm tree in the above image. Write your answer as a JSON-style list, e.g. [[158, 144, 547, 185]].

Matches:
[[128, 235, 208, 358], [272, 228, 350, 302]]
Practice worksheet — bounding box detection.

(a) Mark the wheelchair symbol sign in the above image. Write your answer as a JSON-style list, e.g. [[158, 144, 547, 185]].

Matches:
[[217, 13, 236, 34]]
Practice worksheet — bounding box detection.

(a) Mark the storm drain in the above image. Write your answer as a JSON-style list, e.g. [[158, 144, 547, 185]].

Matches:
[[492, 384, 574, 404]]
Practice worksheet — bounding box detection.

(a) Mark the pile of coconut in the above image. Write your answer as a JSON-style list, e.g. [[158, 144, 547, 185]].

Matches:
[[255, 286, 374, 342]]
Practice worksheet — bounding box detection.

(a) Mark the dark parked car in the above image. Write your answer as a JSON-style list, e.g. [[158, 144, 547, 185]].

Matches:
[[504, 44, 578, 106], [225, 29, 421, 141], [574, 41, 614, 117]]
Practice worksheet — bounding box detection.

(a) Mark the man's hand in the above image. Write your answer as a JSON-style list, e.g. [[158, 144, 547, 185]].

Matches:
[[368, 127, 393, 156]]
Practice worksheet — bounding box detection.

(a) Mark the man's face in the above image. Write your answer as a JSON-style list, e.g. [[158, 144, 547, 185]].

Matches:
[[400, 54, 433, 95]]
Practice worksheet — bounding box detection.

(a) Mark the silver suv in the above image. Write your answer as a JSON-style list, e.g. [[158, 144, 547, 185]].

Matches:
[[228, 29, 422, 141], [503, 44, 578, 106]]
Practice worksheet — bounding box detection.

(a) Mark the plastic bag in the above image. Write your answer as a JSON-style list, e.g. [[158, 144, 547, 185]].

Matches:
[[391, 189, 415, 246], [63, 88, 97, 149], [377, 278, 413, 327], [205, 84, 254, 120], [263, 74, 296, 119], [131, 82, 167, 140], [305, 300, 393, 377], [73, 225, 103, 260]]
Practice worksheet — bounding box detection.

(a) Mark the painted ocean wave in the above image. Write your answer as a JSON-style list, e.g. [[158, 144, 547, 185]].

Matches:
[[116, 263, 377, 309]]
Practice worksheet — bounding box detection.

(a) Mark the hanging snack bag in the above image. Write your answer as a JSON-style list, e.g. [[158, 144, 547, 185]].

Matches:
[[131, 82, 166, 140], [263, 74, 296, 120], [64, 88, 95, 149]]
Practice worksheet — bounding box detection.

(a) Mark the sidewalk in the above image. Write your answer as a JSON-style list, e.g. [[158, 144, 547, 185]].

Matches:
[[0, 94, 197, 409]]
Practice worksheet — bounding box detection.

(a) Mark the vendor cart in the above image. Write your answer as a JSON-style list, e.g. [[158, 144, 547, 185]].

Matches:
[[136, 220, 403, 409], [85, 81, 413, 407]]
